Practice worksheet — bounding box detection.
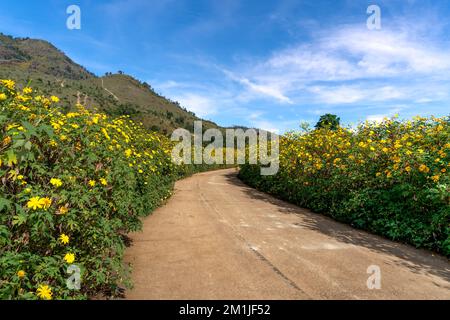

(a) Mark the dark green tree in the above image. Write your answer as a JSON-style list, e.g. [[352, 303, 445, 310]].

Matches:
[[315, 114, 341, 130]]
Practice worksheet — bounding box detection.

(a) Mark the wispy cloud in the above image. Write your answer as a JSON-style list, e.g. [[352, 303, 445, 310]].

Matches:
[[247, 117, 301, 134], [221, 69, 292, 104], [225, 20, 450, 106], [153, 15, 450, 132], [172, 93, 218, 118], [366, 104, 410, 123], [309, 85, 405, 104]]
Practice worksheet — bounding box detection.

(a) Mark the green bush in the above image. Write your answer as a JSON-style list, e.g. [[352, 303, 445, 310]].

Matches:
[[0, 79, 224, 299], [239, 116, 450, 256]]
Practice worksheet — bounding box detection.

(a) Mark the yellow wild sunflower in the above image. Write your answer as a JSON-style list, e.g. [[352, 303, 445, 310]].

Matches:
[[36, 285, 52, 300], [50, 178, 63, 188], [39, 197, 52, 210], [27, 197, 42, 210], [58, 206, 69, 215], [23, 87, 33, 94], [59, 234, 70, 245], [64, 253, 75, 264], [1, 79, 15, 90], [431, 175, 440, 183]]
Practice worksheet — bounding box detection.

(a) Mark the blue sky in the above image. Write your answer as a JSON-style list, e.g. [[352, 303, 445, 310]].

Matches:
[[1, 0, 450, 132]]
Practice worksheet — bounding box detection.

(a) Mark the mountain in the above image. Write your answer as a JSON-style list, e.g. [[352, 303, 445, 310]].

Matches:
[[0, 33, 219, 134]]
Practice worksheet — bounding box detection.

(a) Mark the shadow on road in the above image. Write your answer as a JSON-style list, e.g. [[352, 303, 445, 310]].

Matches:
[[222, 170, 450, 285]]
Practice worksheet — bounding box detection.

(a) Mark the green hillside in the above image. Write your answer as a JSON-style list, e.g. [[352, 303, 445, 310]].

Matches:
[[0, 33, 219, 134]]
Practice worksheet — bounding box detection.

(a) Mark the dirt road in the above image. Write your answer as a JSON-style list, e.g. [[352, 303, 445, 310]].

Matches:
[[124, 168, 450, 299]]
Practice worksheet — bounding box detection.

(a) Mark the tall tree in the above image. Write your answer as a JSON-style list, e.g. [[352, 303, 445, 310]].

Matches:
[[315, 114, 340, 130]]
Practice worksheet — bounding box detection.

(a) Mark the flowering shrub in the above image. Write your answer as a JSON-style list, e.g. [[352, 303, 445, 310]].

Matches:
[[0, 80, 213, 299], [240, 117, 450, 256]]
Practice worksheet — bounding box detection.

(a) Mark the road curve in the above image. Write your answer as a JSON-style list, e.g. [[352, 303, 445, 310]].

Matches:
[[124, 168, 450, 300]]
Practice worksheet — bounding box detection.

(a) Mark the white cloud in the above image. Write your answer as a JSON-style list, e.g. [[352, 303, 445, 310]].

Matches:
[[366, 105, 408, 123], [173, 93, 218, 118], [221, 69, 292, 104], [154, 80, 181, 90], [245, 111, 300, 134], [248, 111, 264, 120], [250, 120, 280, 134], [366, 114, 385, 122], [309, 85, 405, 104], [227, 22, 450, 105], [148, 16, 450, 130]]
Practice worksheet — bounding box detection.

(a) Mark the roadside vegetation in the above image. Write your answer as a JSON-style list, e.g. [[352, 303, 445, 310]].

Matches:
[[240, 114, 450, 256], [0, 80, 222, 299]]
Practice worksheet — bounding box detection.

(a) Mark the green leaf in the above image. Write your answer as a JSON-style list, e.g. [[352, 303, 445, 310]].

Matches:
[[0, 115, 7, 125], [40, 124, 55, 139], [12, 139, 25, 148], [12, 213, 27, 226], [24, 141, 32, 151], [0, 225, 11, 246], [6, 150, 17, 166], [0, 197, 11, 212], [21, 121, 37, 139]]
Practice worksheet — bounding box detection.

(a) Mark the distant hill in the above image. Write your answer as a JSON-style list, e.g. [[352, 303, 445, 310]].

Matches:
[[0, 33, 219, 134]]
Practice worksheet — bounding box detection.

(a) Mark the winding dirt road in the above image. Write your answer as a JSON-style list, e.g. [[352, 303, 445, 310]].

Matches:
[[124, 168, 450, 300]]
